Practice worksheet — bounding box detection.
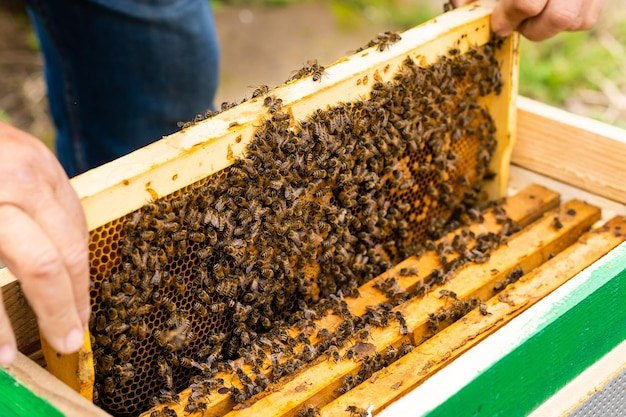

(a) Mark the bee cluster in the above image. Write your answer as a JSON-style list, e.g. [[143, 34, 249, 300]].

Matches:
[[88, 34, 504, 416], [354, 30, 403, 53]]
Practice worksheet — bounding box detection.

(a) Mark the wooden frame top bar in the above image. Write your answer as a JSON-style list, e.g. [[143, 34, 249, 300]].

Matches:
[[71, 1, 517, 231]]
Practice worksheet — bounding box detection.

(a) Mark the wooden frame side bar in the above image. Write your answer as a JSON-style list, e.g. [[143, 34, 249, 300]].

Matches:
[[513, 96, 626, 204]]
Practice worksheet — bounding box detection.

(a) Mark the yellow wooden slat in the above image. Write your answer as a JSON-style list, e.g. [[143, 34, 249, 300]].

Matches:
[[322, 216, 626, 416]]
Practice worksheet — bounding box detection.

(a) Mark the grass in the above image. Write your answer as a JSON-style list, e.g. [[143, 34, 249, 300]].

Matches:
[[325, 0, 439, 31], [0, 110, 10, 123], [519, 24, 626, 128]]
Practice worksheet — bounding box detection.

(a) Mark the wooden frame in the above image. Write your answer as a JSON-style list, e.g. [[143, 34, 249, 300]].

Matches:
[[4, 2, 521, 410]]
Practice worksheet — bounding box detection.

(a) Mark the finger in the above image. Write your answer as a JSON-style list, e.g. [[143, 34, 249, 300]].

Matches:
[[451, 0, 471, 6], [1, 141, 90, 328], [0, 204, 84, 354], [48, 175, 90, 327], [492, 0, 549, 37], [0, 289, 17, 366], [518, 0, 585, 41], [579, 0, 604, 30]]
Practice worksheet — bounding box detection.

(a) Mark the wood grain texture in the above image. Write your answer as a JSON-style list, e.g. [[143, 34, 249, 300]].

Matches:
[[2, 351, 111, 417], [513, 96, 626, 204], [0, 272, 39, 355], [529, 341, 626, 417]]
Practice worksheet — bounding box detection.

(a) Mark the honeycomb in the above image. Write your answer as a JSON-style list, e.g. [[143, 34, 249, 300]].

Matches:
[[87, 35, 504, 416]]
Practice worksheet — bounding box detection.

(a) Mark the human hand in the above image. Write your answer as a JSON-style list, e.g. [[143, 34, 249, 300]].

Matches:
[[452, 0, 604, 41], [0, 121, 89, 365]]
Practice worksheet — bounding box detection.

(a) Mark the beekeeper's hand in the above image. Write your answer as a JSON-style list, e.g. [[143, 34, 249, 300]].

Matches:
[[453, 0, 604, 41], [0, 121, 89, 365]]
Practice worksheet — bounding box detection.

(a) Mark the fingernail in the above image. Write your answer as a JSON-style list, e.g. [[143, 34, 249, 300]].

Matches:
[[0, 344, 16, 366], [496, 28, 513, 37], [64, 327, 84, 353]]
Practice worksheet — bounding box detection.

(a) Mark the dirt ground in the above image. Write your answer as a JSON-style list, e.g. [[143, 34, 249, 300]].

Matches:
[[0, 5, 51, 143], [0, 2, 406, 149]]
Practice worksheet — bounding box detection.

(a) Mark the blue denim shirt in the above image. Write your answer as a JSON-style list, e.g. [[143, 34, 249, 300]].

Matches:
[[26, 0, 219, 177]]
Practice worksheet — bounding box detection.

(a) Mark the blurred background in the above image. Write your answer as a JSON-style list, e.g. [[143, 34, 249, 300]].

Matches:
[[1, 0, 624, 152]]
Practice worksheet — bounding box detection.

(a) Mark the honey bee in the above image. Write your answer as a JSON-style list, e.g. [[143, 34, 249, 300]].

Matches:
[[157, 355, 172, 378], [263, 95, 283, 114], [327, 345, 341, 363], [197, 247, 212, 260], [177, 239, 188, 256], [383, 345, 398, 361], [443, 1, 455, 12], [135, 304, 154, 316], [215, 279, 238, 298], [188, 231, 206, 243], [193, 302, 208, 318], [250, 84, 270, 98], [121, 282, 136, 296], [96, 353, 115, 373], [111, 334, 128, 351], [173, 275, 187, 294], [100, 280, 112, 299], [357, 328, 372, 341], [346, 405, 368, 417], [172, 229, 187, 241], [296, 404, 321, 417], [312, 64, 326, 82], [208, 302, 226, 313], [398, 267, 418, 276], [105, 320, 129, 336], [94, 314, 107, 332], [439, 289, 458, 302], [184, 402, 208, 413], [376, 31, 402, 52], [115, 363, 135, 385], [478, 302, 491, 316], [117, 341, 135, 362], [104, 376, 116, 394]]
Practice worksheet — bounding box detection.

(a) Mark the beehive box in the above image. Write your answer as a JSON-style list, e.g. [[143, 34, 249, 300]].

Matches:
[[1, 2, 625, 416]]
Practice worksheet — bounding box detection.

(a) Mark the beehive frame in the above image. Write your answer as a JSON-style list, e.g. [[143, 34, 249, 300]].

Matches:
[[39, 2, 519, 410], [3, 1, 623, 416]]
